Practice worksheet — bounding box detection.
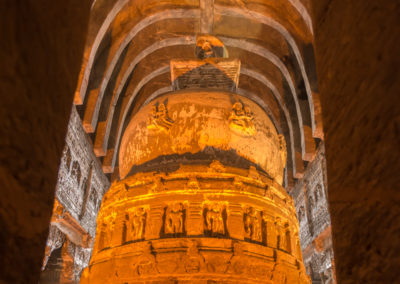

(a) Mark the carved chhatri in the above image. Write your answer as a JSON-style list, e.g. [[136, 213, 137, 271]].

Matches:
[[81, 91, 309, 283]]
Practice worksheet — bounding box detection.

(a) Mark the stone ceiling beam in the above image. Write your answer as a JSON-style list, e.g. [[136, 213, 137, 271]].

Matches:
[[85, 36, 196, 138], [77, 8, 200, 118], [75, 0, 130, 105]]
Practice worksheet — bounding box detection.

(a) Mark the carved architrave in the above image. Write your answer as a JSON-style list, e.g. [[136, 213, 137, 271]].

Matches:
[[147, 102, 174, 133], [228, 101, 256, 136]]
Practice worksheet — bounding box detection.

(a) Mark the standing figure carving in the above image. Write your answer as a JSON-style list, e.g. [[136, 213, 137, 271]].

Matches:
[[98, 212, 116, 250], [164, 203, 184, 235], [228, 102, 256, 136], [204, 203, 225, 235], [126, 207, 146, 242], [244, 207, 262, 242]]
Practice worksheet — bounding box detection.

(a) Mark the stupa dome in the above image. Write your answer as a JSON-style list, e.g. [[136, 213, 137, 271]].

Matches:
[[119, 91, 286, 184]]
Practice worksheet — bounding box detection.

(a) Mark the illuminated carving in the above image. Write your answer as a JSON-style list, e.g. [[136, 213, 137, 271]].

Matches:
[[204, 202, 225, 235], [125, 207, 146, 242], [81, 91, 310, 283], [226, 242, 246, 274], [164, 203, 184, 235], [208, 160, 226, 173], [98, 211, 116, 250], [147, 102, 174, 132], [182, 240, 205, 273], [278, 134, 287, 166], [135, 242, 158, 275], [244, 207, 262, 242], [229, 101, 256, 136]]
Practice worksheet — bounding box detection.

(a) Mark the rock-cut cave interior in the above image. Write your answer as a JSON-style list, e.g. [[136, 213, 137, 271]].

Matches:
[[0, 0, 399, 284]]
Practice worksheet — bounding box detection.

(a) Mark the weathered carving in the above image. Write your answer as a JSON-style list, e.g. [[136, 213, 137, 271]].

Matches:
[[135, 242, 158, 276], [278, 134, 287, 166], [276, 218, 291, 253], [71, 160, 82, 185], [150, 177, 165, 193], [272, 264, 287, 284], [147, 102, 174, 132], [98, 212, 116, 250], [244, 207, 262, 242], [297, 206, 305, 221], [187, 176, 200, 190], [228, 101, 256, 136], [164, 203, 184, 235], [208, 160, 226, 173], [182, 239, 205, 273], [64, 146, 72, 171], [226, 242, 247, 275], [204, 202, 226, 235], [125, 207, 146, 242]]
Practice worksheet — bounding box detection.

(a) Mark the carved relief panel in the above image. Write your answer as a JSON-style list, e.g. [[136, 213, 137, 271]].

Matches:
[[228, 101, 256, 136], [163, 203, 185, 236], [147, 102, 174, 133], [243, 207, 262, 242], [97, 211, 116, 251], [203, 202, 227, 236], [124, 207, 147, 243]]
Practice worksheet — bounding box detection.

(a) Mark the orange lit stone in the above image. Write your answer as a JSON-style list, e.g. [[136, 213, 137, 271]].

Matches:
[[81, 91, 310, 283]]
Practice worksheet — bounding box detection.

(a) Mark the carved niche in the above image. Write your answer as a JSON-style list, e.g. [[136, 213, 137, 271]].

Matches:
[[147, 102, 174, 133], [203, 202, 226, 236], [276, 218, 292, 253], [98, 211, 117, 250], [124, 207, 146, 242], [244, 207, 262, 242], [228, 101, 256, 136], [163, 203, 185, 236]]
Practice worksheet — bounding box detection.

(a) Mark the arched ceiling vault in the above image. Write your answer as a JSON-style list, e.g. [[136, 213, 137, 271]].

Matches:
[[74, 0, 322, 188]]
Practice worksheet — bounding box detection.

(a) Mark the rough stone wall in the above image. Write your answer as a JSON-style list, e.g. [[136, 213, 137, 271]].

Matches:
[[0, 1, 92, 283], [40, 106, 109, 283], [291, 142, 334, 283], [310, 0, 400, 282]]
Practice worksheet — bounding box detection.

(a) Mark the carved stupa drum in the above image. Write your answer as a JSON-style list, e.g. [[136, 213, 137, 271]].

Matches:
[[80, 91, 310, 283]]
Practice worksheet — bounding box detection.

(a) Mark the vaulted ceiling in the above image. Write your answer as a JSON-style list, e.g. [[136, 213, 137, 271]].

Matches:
[[74, 0, 323, 188]]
